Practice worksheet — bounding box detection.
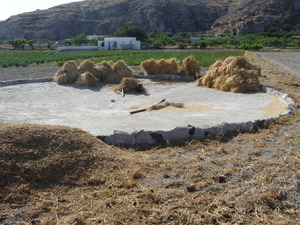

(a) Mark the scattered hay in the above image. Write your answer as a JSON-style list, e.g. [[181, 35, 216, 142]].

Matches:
[[180, 56, 201, 76], [147, 102, 184, 111], [78, 59, 98, 77], [54, 60, 80, 84], [75, 72, 98, 87], [115, 77, 145, 94], [112, 60, 134, 82], [197, 56, 261, 93], [140, 58, 179, 75]]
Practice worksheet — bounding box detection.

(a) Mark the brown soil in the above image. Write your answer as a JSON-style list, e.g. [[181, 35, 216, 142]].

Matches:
[[0, 52, 299, 224]]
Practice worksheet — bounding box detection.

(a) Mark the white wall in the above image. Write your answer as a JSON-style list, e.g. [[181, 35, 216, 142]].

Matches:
[[98, 37, 140, 50]]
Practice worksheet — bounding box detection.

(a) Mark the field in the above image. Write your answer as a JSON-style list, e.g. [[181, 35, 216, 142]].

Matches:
[[0, 50, 243, 67], [0, 50, 299, 224]]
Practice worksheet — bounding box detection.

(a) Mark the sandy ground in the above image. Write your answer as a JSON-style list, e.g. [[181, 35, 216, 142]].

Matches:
[[0, 51, 299, 224]]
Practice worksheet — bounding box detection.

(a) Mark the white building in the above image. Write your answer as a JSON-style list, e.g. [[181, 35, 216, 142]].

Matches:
[[98, 37, 141, 50]]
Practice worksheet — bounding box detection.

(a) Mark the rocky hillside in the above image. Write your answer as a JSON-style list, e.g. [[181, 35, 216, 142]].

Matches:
[[0, 0, 299, 40], [212, 0, 300, 35]]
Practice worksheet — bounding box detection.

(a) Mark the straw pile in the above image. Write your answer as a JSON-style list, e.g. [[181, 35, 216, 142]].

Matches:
[[114, 77, 145, 94], [112, 60, 134, 82], [196, 56, 261, 93], [78, 59, 98, 79], [75, 72, 98, 87], [140, 59, 156, 75], [180, 56, 200, 76], [95, 60, 133, 83], [54, 61, 80, 84], [96, 61, 116, 82], [140, 58, 179, 75], [54, 59, 134, 86]]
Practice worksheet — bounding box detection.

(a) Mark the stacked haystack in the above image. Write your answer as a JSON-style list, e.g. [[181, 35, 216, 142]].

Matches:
[[114, 77, 145, 94], [78, 59, 99, 78], [75, 72, 98, 87], [54, 59, 134, 87], [53, 61, 81, 84], [112, 60, 134, 82], [180, 56, 201, 77], [196, 56, 261, 93], [96, 61, 115, 83], [140, 58, 178, 75]]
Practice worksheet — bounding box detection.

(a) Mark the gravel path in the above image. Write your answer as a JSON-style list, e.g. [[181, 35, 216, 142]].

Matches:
[[258, 51, 300, 77]]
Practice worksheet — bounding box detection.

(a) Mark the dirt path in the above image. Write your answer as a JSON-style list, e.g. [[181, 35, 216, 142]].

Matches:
[[258, 51, 300, 77]]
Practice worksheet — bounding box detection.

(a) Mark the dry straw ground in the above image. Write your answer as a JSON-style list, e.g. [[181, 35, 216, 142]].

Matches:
[[0, 52, 299, 224]]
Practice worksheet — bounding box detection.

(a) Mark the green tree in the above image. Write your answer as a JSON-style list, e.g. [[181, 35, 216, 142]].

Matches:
[[27, 40, 36, 50], [8, 39, 26, 49], [64, 40, 72, 46], [152, 34, 176, 48], [47, 41, 54, 50], [115, 27, 148, 42], [71, 33, 89, 45]]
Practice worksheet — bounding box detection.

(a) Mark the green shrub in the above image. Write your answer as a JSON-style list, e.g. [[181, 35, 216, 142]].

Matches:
[[199, 41, 207, 49], [239, 43, 263, 50]]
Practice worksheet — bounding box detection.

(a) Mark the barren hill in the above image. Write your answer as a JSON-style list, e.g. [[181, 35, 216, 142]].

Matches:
[[0, 0, 299, 40]]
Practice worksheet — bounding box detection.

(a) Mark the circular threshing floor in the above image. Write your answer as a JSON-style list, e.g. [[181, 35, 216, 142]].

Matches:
[[0, 79, 290, 145]]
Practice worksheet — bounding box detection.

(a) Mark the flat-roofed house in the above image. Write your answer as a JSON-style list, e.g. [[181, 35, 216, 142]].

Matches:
[[98, 37, 141, 50]]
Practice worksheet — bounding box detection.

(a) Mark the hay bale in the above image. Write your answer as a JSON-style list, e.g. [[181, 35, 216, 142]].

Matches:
[[114, 77, 145, 94], [180, 56, 201, 76], [78, 59, 98, 78], [196, 56, 261, 93], [75, 72, 98, 87], [96, 61, 117, 83], [54, 60, 80, 84], [112, 60, 133, 82], [140, 58, 179, 75]]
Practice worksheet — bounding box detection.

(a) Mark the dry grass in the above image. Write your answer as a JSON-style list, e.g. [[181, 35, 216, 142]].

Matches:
[[95, 61, 115, 82], [112, 60, 134, 82], [53, 60, 80, 84], [78, 59, 98, 77], [0, 52, 299, 224], [95, 60, 133, 83], [140, 58, 179, 75], [75, 72, 98, 87], [114, 77, 146, 94], [180, 55, 201, 76], [147, 102, 184, 111], [197, 56, 261, 93]]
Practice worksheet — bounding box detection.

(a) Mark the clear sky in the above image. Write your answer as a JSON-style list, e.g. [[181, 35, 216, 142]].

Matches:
[[0, 0, 83, 21]]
